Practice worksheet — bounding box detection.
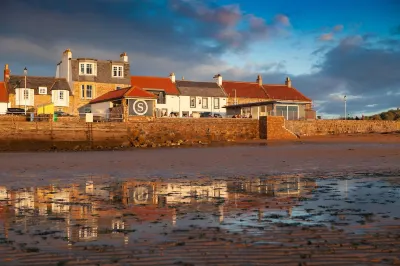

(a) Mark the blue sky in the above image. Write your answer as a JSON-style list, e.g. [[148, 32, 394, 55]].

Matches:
[[0, 0, 399, 117]]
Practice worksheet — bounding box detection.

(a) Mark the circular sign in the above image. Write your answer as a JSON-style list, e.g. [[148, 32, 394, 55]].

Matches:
[[132, 100, 148, 115]]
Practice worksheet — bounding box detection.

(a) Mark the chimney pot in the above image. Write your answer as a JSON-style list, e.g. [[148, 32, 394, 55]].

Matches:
[[120, 52, 128, 62], [215, 74, 222, 86], [169, 72, 176, 83], [285, 76, 292, 88], [257, 75, 262, 86]]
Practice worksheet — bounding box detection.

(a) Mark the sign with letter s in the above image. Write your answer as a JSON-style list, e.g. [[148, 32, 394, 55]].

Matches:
[[128, 99, 154, 116]]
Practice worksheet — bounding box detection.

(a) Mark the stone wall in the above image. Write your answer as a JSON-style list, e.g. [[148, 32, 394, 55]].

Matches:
[[72, 81, 129, 114], [285, 120, 400, 136], [264, 116, 298, 140], [0, 118, 259, 150]]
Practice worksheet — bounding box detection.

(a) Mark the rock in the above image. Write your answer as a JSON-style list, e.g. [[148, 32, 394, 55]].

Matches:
[[121, 141, 131, 147], [151, 143, 157, 148], [73, 145, 81, 151], [137, 135, 146, 145]]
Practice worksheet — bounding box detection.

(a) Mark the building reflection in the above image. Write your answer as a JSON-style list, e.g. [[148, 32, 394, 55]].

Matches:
[[0, 176, 316, 245]]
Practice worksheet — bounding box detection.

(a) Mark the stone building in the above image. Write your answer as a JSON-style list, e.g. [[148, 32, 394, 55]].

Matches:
[[56, 49, 131, 114]]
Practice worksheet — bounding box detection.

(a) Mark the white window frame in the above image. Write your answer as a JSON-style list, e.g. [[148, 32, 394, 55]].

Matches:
[[112, 65, 124, 78], [275, 104, 299, 120], [59, 91, 64, 100], [79, 62, 96, 75], [23, 89, 29, 100], [190, 96, 196, 108], [86, 85, 93, 99], [81, 85, 85, 99], [38, 87, 47, 95], [214, 98, 219, 109], [202, 97, 208, 109]]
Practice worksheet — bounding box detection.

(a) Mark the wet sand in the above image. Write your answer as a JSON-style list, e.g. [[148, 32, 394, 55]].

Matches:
[[0, 136, 400, 265]]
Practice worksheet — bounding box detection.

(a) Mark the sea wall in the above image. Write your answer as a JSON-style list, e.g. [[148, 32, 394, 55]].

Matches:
[[285, 120, 400, 136], [0, 118, 259, 150]]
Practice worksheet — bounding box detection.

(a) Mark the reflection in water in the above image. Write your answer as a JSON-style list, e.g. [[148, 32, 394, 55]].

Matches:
[[1, 175, 400, 263], [0, 176, 316, 248]]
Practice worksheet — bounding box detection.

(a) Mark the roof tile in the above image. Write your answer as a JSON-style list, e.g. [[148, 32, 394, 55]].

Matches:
[[89, 86, 156, 104], [131, 76, 179, 95]]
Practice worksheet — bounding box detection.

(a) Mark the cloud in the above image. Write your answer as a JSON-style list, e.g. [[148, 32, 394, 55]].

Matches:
[[318, 24, 344, 42], [319, 33, 334, 41], [333, 24, 344, 32]]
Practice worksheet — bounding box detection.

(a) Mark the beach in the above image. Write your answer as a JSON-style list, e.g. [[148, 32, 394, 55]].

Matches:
[[0, 135, 400, 265]]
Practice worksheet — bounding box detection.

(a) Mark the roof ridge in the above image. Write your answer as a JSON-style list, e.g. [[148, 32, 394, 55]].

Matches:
[[132, 76, 170, 79], [223, 80, 258, 84], [10, 75, 58, 78]]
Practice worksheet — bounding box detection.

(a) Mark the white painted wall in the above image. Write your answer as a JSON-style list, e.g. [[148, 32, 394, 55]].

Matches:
[[57, 50, 72, 93], [91, 101, 112, 118], [52, 90, 70, 107], [179, 96, 227, 116], [0, 102, 8, 114], [154, 95, 180, 116], [15, 88, 34, 106]]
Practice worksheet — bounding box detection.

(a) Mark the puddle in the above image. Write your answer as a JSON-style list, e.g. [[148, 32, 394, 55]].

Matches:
[[0, 175, 400, 264]]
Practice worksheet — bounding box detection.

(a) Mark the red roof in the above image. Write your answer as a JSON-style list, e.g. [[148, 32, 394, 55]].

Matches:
[[90, 86, 156, 104], [0, 82, 8, 103], [89, 87, 130, 104], [262, 85, 311, 102], [222, 81, 311, 102], [131, 76, 179, 95], [222, 81, 268, 99]]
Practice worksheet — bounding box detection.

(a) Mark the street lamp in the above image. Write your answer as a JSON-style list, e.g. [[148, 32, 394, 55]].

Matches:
[[344, 95, 347, 120], [24, 67, 27, 115], [233, 89, 237, 105]]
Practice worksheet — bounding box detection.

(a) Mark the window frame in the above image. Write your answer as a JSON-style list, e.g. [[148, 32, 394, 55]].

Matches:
[[79, 62, 96, 75], [38, 87, 47, 95], [190, 96, 196, 108], [213, 98, 219, 109], [112, 65, 124, 78], [59, 91, 64, 100], [86, 85, 93, 99], [23, 89, 29, 100], [202, 97, 208, 109]]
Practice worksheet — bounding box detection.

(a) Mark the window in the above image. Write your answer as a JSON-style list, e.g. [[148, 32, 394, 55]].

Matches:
[[81, 85, 94, 99], [190, 96, 196, 108], [23, 89, 29, 100], [202, 97, 208, 109], [86, 85, 93, 99], [116, 86, 121, 90], [112, 65, 123, 77], [81, 85, 85, 99], [275, 105, 299, 120], [59, 91, 64, 100], [214, 98, 219, 109], [79, 63, 95, 75], [39, 87, 47, 95]]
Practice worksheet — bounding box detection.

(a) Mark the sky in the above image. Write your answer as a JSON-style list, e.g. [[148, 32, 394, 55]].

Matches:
[[1, 0, 399, 117]]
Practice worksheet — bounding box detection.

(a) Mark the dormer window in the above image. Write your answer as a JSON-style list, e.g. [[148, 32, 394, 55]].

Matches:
[[38, 87, 47, 95], [112, 65, 123, 78], [79, 62, 96, 75]]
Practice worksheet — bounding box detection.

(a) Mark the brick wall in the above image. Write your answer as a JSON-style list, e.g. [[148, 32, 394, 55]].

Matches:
[[260, 116, 298, 140], [285, 120, 400, 136]]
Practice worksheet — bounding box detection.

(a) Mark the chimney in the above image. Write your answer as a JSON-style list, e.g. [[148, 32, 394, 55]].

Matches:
[[63, 48, 72, 59], [4, 64, 10, 82], [285, 76, 292, 88], [257, 75, 262, 86], [169, 72, 176, 83], [213, 74, 222, 86], [120, 52, 128, 62]]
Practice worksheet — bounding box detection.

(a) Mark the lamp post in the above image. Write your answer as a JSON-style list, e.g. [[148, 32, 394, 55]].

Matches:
[[233, 89, 237, 105], [344, 95, 347, 120], [24, 67, 27, 115]]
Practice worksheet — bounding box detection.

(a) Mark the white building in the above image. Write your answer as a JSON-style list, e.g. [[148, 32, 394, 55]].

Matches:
[[175, 76, 227, 117], [131, 73, 181, 117]]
